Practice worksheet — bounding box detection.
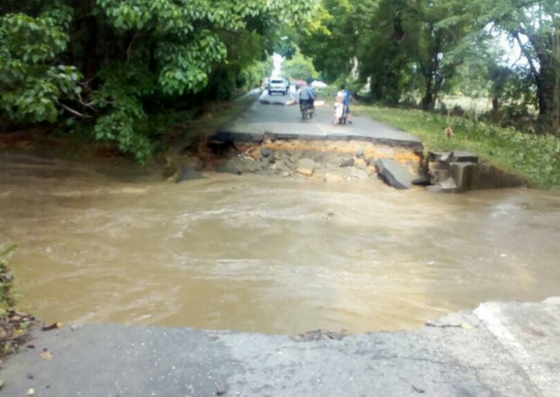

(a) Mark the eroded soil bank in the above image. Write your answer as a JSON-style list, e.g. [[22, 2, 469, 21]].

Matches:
[[167, 138, 423, 185]]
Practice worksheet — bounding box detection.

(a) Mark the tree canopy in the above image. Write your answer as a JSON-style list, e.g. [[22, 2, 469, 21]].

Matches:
[[1, 0, 559, 160], [298, 0, 560, 133], [0, 0, 317, 161]]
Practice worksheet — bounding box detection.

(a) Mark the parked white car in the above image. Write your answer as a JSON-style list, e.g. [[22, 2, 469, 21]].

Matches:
[[311, 80, 328, 89], [268, 78, 290, 95]]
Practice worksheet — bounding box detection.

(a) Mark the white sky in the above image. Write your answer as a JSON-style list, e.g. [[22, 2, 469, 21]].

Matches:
[[272, 53, 284, 76]]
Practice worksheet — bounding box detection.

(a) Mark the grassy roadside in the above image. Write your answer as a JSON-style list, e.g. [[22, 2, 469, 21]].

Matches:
[[353, 103, 560, 188], [0, 246, 17, 313], [1, 245, 34, 358]]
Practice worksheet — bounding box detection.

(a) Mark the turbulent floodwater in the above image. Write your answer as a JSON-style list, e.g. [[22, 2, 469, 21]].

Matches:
[[1, 152, 560, 334]]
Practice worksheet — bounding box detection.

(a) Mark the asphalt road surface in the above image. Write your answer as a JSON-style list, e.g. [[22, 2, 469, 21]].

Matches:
[[215, 88, 422, 149], [2, 299, 559, 397]]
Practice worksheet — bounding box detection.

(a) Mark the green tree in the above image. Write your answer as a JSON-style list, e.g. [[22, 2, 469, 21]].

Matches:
[[0, 0, 318, 161], [465, 0, 560, 132], [298, 0, 361, 83], [283, 50, 319, 80], [410, 0, 471, 110]]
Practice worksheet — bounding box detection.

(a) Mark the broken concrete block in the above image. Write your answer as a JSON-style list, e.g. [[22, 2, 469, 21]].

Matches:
[[354, 158, 368, 170], [450, 162, 476, 191], [324, 173, 345, 183], [429, 151, 479, 164], [296, 158, 315, 177], [428, 161, 449, 172], [431, 169, 451, 184], [375, 159, 414, 190]]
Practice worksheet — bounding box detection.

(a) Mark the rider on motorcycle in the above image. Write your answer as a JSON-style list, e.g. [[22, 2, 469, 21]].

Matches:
[[299, 79, 316, 110]]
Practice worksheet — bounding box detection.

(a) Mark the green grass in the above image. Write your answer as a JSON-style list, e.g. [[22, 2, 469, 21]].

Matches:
[[0, 245, 17, 313], [354, 103, 560, 188]]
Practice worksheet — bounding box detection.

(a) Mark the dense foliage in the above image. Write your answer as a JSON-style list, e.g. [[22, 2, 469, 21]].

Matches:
[[0, 245, 16, 312], [0, 0, 315, 161], [299, 0, 560, 134], [283, 50, 319, 80]]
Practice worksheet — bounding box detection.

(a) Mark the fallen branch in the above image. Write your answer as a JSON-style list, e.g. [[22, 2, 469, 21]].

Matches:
[[60, 104, 92, 118]]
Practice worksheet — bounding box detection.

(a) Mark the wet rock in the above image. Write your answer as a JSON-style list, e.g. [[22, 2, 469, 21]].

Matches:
[[275, 150, 290, 162], [375, 159, 413, 189], [324, 173, 345, 183], [296, 159, 315, 177], [309, 152, 324, 164], [350, 168, 369, 179], [428, 161, 448, 172], [431, 169, 451, 184], [412, 177, 431, 186], [246, 148, 261, 161], [260, 148, 275, 158], [450, 162, 476, 191], [271, 160, 288, 173], [321, 152, 339, 163], [215, 166, 242, 176], [367, 165, 377, 176], [354, 158, 368, 170], [439, 177, 458, 190], [175, 166, 203, 183], [340, 158, 355, 168], [226, 157, 260, 174], [290, 151, 304, 163]]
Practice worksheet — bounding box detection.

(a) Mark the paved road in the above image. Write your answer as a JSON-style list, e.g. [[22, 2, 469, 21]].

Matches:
[[214, 89, 423, 150], [2, 298, 559, 396]]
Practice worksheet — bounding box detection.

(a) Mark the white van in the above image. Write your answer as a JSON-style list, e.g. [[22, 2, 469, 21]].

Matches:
[[268, 78, 289, 95]]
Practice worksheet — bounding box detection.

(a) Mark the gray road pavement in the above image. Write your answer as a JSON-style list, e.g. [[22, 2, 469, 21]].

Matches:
[[2, 298, 559, 397], [214, 89, 423, 150]]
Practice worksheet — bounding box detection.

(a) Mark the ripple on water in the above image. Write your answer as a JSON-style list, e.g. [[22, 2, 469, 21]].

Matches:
[[2, 155, 560, 334]]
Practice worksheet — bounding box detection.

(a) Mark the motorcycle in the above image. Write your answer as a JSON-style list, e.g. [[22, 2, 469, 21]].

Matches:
[[300, 100, 315, 120], [334, 103, 348, 125]]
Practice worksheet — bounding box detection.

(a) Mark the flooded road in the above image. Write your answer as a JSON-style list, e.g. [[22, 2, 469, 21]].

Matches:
[[1, 153, 560, 334]]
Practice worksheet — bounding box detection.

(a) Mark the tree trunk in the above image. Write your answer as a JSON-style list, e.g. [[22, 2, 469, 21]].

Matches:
[[81, 0, 99, 88], [421, 81, 433, 110], [386, 0, 406, 105], [492, 97, 501, 122], [522, 31, 558, 132]]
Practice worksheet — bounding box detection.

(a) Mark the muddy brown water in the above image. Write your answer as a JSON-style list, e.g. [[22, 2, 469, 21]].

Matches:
[[1, 153, 560, 334]]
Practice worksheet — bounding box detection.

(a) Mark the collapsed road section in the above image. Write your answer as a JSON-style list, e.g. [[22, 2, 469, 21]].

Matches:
[[2, 298, 559, 396]]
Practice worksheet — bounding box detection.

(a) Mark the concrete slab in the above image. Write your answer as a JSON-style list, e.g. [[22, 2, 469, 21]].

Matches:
[[215, 92, 423, 151], [376, 159, 414, 189], [2, 299, 559, 397], [429, 151, 479, 163]]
